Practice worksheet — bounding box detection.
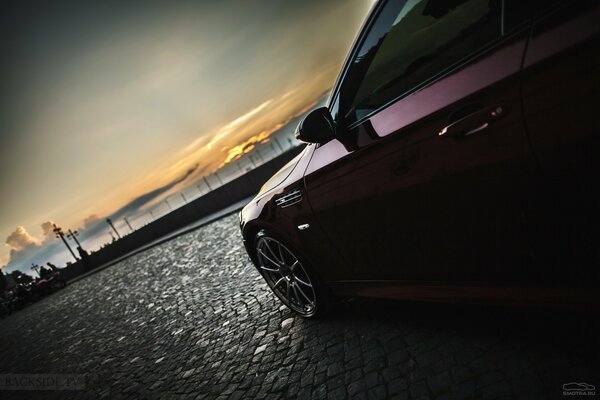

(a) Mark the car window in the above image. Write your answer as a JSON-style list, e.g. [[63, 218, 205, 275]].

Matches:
[[504, 0, 563, 31], [336, 0, 502, 127]]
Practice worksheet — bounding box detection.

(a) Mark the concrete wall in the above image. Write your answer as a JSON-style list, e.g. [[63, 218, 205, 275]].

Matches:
[[61, 147, 304, 280]]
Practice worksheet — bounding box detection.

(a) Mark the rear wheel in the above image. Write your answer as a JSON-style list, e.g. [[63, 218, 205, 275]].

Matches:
[[254, 229, 332, 318]]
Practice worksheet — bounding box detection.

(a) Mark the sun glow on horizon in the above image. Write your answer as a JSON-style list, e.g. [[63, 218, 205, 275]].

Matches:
[[0, 0, 373, 272]]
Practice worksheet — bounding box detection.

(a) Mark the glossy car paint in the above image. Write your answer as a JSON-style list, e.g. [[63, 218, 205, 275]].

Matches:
[[305, 32, 534, 284], [241, 145, 347, 283], [519, 3, 600, 284], [241, 0, 600, 307]]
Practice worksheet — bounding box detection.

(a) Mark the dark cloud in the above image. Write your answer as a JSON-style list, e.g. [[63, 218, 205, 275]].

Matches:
[[110, 163, 198, 220], [2, 164, 200, 274], [83, 215, 100, 229], [77, 165, 199, 241], [0, 0, 371, 272]]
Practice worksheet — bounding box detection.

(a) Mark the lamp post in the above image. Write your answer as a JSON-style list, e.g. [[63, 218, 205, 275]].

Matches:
[[214, 171, 223, 186], [67, 229, 83, 249], [124, 217, 134, 232], [274, 138, 284, 152], [52, 223, 78, 261], [106, 218, 121, 239], [203, 177, 212, 192], [256, 148, 264, 162]]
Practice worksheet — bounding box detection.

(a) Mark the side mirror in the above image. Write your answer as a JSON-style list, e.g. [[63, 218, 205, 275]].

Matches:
[[295, 107, 335, 144]]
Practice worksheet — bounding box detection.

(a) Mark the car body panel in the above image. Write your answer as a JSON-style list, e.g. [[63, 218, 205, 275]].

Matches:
[[240, 0, 600, 308], [519, 2, 600, 284], [304, 31, 536, 283], [241, 144, 349, 282]]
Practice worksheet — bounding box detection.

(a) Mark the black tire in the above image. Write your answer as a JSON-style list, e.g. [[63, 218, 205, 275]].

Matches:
[[254, 229, 334, 318]]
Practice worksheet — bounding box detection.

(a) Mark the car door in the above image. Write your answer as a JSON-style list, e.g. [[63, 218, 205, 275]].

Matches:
[[304, 0, 538, 283], [519, 1, 600, 285]]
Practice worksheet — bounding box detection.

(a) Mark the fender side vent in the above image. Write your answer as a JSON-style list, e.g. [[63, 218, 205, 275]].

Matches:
[[275, 189, 302, 208]]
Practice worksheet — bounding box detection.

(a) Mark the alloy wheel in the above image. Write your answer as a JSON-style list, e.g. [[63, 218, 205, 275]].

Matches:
[[255, 235, 317, 317]]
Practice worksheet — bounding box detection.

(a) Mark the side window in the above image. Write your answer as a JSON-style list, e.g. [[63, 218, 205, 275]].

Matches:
[[504, 0, 563, 31], [337, 0, 502, 126]]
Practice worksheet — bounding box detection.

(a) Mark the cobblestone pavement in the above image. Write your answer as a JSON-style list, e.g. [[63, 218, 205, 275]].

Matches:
[[1, 214, 598, 400]]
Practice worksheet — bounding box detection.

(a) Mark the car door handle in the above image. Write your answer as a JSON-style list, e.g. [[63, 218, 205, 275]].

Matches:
[[439, 105, 509, 138]]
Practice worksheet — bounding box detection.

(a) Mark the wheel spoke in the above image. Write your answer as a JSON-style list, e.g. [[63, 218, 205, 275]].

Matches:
[[290, 284, 299, 305], [273, 277, 286, 288], [289, 260, 299, 272], [260, 266, 280, 274], [285, 281, 292, 304], [294, 275, 312, 288], [258, 250, 279, 265], [294, 282, 314, 305], [258, 249, 279, 267], [265, 240, 282, 264], [291, 284, 305, 306], [278, 243, 286, 266]]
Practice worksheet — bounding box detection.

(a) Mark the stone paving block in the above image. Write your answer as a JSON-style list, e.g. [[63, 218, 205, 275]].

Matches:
[[0, 213, 597, 399]]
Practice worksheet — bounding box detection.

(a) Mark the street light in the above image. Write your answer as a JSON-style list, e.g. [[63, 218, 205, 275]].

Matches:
[[256, 148, 264, 162], [274, 138, 284, 152], [124, 217, 134, 232], [203, 177, 212, 192], [52, 223, 78, 262], [67, 229, 83, 249], [214, 171, 223, 186], [106, 218, 121, 239]]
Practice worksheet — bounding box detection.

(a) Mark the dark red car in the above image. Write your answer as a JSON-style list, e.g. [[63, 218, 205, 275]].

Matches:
[[240, 0, 600, 317]]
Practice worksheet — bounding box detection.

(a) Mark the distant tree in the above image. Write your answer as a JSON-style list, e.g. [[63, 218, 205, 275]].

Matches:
[[10, 270, 34, 285]]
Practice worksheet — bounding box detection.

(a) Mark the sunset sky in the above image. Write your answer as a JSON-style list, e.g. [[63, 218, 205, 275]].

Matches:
[[0, 0, 373, 273]]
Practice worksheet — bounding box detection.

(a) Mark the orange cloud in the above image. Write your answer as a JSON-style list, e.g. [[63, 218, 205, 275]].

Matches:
[[222, 130, 272, 166], [120, 82, 330, 214], [205, 99, 273, 150], [219, 94, 323, 169]]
